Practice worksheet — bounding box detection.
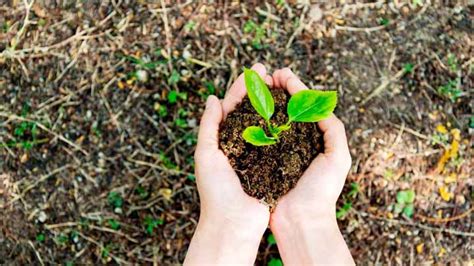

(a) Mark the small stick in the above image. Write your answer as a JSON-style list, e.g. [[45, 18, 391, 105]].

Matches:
[[28, 240, 45, 266], [7, 164, 73, 206]]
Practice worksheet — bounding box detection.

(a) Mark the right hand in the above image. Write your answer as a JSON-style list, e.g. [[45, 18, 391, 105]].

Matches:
[[269, 68, 354, 265]]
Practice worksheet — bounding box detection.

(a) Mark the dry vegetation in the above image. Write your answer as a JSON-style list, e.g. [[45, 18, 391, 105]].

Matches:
[[0, 1, 472, 265]]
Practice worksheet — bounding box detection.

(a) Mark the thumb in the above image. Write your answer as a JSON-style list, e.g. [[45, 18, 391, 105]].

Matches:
[[196, 95, 223, 153]]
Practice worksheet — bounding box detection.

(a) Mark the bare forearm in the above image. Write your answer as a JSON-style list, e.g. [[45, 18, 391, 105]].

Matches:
[[185, 214, 265, 265], [272, 210, 354, 265]]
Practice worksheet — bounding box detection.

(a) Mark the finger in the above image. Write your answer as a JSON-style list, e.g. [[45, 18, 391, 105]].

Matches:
[[196, 95, 223, 153], [318, 114, 351, 165], [222, 63, 267, 117], [264, 74, 273, 88], [272, 67, 309, 95]]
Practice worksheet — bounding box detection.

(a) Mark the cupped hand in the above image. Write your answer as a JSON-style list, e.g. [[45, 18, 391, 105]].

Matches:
[[185, 63, 272, 265], [269, 68, 354, 265]]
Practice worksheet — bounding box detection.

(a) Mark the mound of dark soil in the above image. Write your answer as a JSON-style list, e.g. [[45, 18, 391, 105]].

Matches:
[[219, 90, 324, 208]]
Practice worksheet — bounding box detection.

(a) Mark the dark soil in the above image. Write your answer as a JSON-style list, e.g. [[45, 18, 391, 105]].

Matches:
[[219, 90, 323, 207]]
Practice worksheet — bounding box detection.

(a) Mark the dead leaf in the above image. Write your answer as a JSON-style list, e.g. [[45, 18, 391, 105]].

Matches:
[[159, 188, 173, 201], [416, 243, 424, 254], [436, 124, 447, 134], [439, 186, 452, 202], [32, 4, 47, 18]]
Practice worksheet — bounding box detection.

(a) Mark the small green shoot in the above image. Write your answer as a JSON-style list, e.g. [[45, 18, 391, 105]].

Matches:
[[184, 21, 196, 32], [394, 190, 415, 218], [159, 151, 177, 169], [135, 186, 149, 199], [348, 182, 359, 198], [438, 78, 462, 102], [168, 70, 181, 85], [268, 258, 283, 266], [54, 233, 69, 246], [36, 233, 45, 242], [336, 202, 352, 219], [403, 63, 414, 73], [167, 90, 187, 104], [187, 174, 196, 181], [243, 20, 266, 49], [242, 68, 337, 146], [107, 192, 123, 208], [144, 215, 164, 235], [107, 219, 121, 230], [275, 0, 285, 6], [469, 116, 474, 129], [447, 54, 458, 72], [267, 234, 277, 245], [379, 18, 389, 26]]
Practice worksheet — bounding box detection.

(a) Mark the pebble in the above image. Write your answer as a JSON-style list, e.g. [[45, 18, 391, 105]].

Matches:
[[114, 207, 123, 214], [136, 70, 148, 82], [38, 211, 47, 223]]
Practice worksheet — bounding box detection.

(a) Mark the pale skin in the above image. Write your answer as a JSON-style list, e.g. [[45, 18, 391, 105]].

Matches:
[[184, 63, 355, 265]]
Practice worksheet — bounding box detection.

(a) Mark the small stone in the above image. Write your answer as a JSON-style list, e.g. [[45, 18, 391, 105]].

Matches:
[[136, 70, 148, 82], [182, 50, 191, 59], [38, 211, 47, 223]]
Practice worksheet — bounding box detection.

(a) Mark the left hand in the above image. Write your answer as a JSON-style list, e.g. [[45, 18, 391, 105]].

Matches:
[[185, 63, 272, 265]]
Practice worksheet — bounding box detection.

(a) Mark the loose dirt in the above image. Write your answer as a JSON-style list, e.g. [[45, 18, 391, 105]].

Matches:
[[219, 90, 324, 208]]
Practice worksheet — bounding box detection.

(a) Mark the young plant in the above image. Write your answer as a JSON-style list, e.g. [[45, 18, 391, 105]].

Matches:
[[242, 68, 337, 146], [394, 190, 415, 218]]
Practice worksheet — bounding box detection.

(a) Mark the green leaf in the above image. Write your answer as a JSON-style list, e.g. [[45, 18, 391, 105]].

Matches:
[[107, 192, 123, 208], [336, 202, 352, 219], [107, 219, 120, 230], [403, 203, 414, 218], [287, 90, 337, 122], [267, 234, 276, 245], [403, 63, 414, 73], [397, 190, 415, 204], [36, 233, 45, 242], [244, 68, 274, 121], [393, 202, 404, 214], [242, 126, 276, 146], [268, 258, 283, 266]]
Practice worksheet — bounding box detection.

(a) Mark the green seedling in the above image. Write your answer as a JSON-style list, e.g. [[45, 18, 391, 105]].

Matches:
[[275, 0, 285, 6], [242, 68, 337, 146], [447, 54, 458, 72], [403, 63, 414, 73], [336, 202, 352, 219], [54, 233, 69, 246], [107, 219, 121, 230], [184, 21, 196, 32], [144, 215, 164, 235], [469, 116, 474, 129], [167, 90, 187, 104], [268, 258, 283, 266], [135, 186, 149, 199], [168, 70, 181, 85], [243, 20, 266, 49], [267, 234, 276, 245], [36, 233, 45, 242], [107, 191, 123, 208], [379, 18, 389, 26], [123, 54, 166, 70], [394, 190, 415, 218], [438, 78, 462, 102]]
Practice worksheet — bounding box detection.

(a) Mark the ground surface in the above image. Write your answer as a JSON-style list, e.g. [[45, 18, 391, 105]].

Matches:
[[0, 1, 473, 265]]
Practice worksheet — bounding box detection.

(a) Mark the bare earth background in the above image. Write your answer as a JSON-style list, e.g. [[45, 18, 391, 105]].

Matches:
[[0, 1, 473, 265]]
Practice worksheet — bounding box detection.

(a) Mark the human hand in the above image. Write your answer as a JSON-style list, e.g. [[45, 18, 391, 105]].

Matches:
[[185, 63, 273, 265], [269, 68, 354, 265]]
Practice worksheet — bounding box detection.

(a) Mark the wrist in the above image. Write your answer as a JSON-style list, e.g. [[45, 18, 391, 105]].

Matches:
[[271, 201, 354, 265], [185, 211, 267, 265]]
